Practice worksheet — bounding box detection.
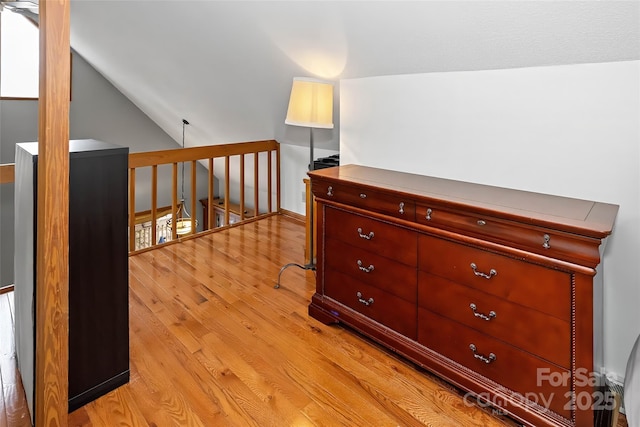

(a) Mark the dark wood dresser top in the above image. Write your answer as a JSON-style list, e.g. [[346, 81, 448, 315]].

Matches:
[[308, 164, 618, 239]]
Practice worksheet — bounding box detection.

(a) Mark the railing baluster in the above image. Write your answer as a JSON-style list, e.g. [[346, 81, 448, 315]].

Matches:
[[191, 160, 197, 234], [224, 155, 230, 226], [240, 154, 245, 221], [268, 150, 272, 213], [129, 168, 136, 251], [254, 152, 259, 215], [151, 165, 157, 247], [207, 158, 214, 230], [172, 163, 178, 241], [276, 145, 281, 212]]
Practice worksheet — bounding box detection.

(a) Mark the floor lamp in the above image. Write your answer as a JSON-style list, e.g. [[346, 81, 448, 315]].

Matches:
[[275, 77, 334, 288]]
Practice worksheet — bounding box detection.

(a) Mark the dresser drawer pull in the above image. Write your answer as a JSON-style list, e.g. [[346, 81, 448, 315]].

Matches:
[[357, 228, 375, 240], [477, 219, 486, 226], [543, 233, 551, 249], [469, 344, 497, 364], [469, 303, 496, 321], [356, 291, 374, 306], [327, 186, 333, 196], [425, 208, 432, 221], [399, 202, 405, 214], [357, 260, 375, 273], [470, 263, 497, 279], [360, 193, 367, 199]]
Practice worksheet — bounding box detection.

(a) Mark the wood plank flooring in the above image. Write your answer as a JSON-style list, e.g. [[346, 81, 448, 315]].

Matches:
[[0, 215, 629, 426], [0, 290, 32, 427]]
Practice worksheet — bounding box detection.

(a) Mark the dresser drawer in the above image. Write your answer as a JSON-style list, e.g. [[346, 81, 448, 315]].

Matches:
[[325, 238, 417, 303], [418, 272, 570, 369], [324, 269, 417, 339], [325, 207, 417, 267], [418, 235, 570, 321], [418, 309, 571, 419], [415, 203, 600, 266], [314, 180, 416, 221]]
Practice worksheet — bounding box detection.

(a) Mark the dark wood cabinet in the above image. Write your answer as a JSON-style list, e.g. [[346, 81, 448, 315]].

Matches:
[[309, 164, 618, 427], [14, 140, 130, 421]]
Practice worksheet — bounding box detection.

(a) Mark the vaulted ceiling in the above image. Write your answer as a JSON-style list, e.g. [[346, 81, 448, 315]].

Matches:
[[68, 1, 639, 150]]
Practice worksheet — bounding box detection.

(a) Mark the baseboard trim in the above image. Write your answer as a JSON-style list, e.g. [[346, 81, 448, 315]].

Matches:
[[280, 209, 305, 223]]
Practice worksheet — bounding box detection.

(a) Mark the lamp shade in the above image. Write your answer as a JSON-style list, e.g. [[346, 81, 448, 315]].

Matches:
[[285, 77, 334, 129]]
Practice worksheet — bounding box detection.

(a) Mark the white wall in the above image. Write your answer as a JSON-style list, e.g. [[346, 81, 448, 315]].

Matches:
[[340, 60, 639, 381], [279, 117, 339, 215], [0, 101, 38, 287], [280, 143, 338, 215]]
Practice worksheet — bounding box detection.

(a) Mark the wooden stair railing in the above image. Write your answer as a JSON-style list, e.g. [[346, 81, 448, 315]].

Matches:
[[128, 139, 281, 253], [0, 163, 14, 184], [1, 139, 281, 254]]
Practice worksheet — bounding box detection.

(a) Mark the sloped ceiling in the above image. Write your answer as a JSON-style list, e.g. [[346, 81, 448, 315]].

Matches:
[[68, 1, 639, 149]]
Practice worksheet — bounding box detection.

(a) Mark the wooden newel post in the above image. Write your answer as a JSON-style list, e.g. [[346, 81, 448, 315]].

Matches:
[[36, 0, 71, 425]]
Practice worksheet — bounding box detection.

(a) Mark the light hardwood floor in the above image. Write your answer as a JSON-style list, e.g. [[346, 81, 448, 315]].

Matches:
[[0, 289, 31, 427], [0, 215, 628, 426]]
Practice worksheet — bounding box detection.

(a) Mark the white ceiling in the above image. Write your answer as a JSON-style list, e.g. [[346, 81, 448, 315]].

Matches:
[[68, 1, 639, 149]]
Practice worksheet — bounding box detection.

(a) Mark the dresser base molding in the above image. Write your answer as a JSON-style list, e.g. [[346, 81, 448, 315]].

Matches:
[[310, 295, 574, 427], [308, 165, 618, 427]]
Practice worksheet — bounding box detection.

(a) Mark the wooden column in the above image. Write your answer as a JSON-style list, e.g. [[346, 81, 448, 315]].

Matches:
[[36, 0, 71, 425]]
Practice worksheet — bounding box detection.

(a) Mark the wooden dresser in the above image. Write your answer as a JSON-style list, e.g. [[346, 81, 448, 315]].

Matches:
[[308, 165, 618, 427]]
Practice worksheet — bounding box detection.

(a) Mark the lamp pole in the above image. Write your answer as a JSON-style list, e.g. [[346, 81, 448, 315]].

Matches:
[[306, 127, 315, 269]]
